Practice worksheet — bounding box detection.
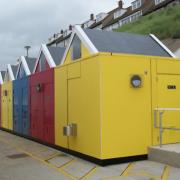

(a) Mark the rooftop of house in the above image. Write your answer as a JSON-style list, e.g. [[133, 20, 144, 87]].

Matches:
[[25, 57, 37, 73], [47, 46, 66, 65], [11, 64, 19, 78], [83, 28, 171, 57], [0, 71, 6, 80]]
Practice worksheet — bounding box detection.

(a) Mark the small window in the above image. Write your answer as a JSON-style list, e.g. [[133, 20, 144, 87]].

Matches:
[[71, 35, 81, 60], [155, 0, 165, 5], [132, 0, 141, 10]]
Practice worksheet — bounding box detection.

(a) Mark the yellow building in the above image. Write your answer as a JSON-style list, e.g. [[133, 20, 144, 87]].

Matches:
[[55, 26, 180, 164], [1, 64, 18, 130]]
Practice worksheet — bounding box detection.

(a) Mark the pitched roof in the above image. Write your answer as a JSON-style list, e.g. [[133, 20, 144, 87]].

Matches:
[[47, 46, 66, 65], [83, 28, 171, 57], [25, 57, 36, 73], [0, 71, 6, 84], [61, 26, 175, 64], [11, 64, 19, 79], [1, 71, 6, 80]]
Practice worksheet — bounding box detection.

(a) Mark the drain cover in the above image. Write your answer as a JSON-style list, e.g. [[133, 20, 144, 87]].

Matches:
[[7, 153, 29, 159]]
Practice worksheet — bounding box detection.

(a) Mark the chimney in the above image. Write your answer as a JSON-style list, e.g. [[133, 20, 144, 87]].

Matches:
[[118, 1, 123, 9], [69, 25, 72, 31], [90, 14, 94, 20], [60, 30, 64, 34], [81, 24, 84, 28]]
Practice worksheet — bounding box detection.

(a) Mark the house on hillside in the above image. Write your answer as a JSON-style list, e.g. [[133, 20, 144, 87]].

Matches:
[[47, 0, 180, 47]]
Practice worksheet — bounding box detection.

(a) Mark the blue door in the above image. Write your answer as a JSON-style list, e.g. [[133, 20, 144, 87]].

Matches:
[[22, 77, 29, 136], [13, 80, 22, 133], [13, 77, 29, 135]]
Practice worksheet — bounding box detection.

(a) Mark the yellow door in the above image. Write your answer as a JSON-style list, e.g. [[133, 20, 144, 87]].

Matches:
[[1, 82, 13, 130], [67, 59, 101, 159], [155, 74, 180, 144], [55, 66, 68, 148]]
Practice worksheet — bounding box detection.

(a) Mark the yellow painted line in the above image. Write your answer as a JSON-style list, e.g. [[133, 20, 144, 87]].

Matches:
[[80, 166, 98, 180], [44, 152, 60, 161], [60, 159, 76, 169], [162, 166, 170, 180], [121, 163, 134, 176], [0, 137, 77, 180]]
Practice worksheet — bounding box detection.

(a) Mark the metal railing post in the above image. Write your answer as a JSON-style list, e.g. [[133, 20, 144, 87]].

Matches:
[[159, 111, 164, 147]]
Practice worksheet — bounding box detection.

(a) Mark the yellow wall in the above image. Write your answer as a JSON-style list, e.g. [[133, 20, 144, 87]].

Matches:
[[1, 82, 13, 130], [152, 58, 180, 145], [55, 51, 180, 160], [99, 54, 152, 159], [55, 55, 101, 158]]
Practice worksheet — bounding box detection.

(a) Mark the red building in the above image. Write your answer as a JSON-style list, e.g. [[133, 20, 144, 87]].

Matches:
[[30, 44, 65, 144]]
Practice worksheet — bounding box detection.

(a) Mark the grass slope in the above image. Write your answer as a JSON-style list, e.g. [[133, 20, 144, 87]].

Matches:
[[115, 5, 180, 40]]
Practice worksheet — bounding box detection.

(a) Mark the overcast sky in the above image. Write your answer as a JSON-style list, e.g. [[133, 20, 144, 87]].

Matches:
[[0, 0, 133, 70]]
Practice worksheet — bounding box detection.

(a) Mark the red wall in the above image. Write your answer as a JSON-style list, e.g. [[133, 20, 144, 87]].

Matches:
[[0, 85, 1, 128], [30, 69, 54, 144]]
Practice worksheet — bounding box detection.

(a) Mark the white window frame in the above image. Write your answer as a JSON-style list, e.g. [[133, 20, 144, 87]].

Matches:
[[155, 0, 165, 5], [132, 0, 142, 10]]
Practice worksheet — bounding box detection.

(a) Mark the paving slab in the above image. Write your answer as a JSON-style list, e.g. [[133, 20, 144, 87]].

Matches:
[[0, 141, 71, 180], [48, 154, 73, 167], [33, 149, 60, 160], [63, 159, 96, 179], [108, 163, 129, 173], [2, 130, 180, 180], [86, 166, 122, 180], [128, 160, 164, 178], [168, 167, 180, 180], [107, 176, 151, 180]]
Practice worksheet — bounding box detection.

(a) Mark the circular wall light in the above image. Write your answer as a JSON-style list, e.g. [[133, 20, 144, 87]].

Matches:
[[131, 75, 142, 88]]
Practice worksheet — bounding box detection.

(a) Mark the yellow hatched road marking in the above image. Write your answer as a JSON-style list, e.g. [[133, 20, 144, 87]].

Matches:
[[0, 137, 77, 180], [81, 166, 98, 180], [121, 163, 134, 176], [162, 166, 170, 180], [44, 152, 60, 161]]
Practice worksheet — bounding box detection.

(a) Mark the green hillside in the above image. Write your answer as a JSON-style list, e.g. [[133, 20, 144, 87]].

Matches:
[[115, 5, 180, 40]]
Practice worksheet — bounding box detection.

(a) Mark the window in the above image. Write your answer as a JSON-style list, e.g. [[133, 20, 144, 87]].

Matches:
[[120, 11, 142, 25], [96, 13, 108, 23], [114, 9, 127, 19], [83, 20, 95, 28], [131, 11, 142, 22], [71, 35, 81, 60], [155, 0, 165, 5], [132, 0, 141, 10]]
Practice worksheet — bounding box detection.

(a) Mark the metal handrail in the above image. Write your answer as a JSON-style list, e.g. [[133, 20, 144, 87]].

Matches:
[[154, 108, 180, 147]]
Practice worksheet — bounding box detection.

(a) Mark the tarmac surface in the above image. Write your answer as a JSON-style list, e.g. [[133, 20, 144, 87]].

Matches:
[[0, 130, 179, 180]]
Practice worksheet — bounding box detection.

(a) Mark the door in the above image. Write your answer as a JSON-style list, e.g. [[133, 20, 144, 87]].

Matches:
[[44, 83, 54, 144], [13, 82, 20, 133], [22, 79, 29, 136], [154, 74, 180, 144], [55, 67, 68, 148], [30, 85, 43, 140]]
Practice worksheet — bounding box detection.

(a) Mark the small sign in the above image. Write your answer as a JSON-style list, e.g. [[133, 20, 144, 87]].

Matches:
[[167, 85, 176, 90]]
